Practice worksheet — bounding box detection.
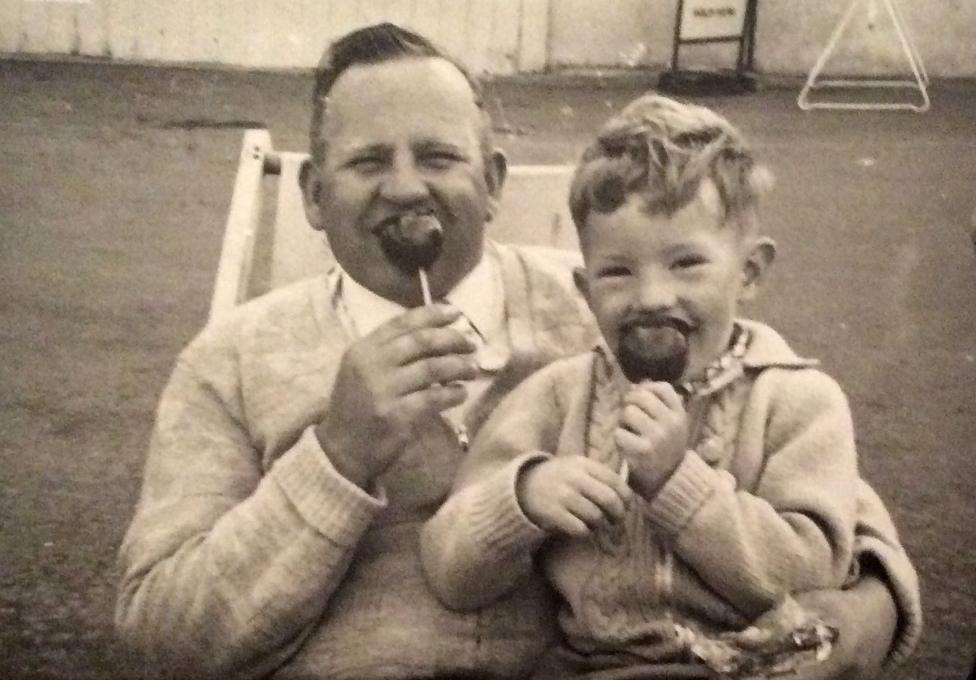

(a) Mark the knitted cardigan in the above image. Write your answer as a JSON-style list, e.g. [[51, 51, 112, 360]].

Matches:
[[117, 241, 919, 679], [421, 321, 922, 670], [115, 243, 596, 680]]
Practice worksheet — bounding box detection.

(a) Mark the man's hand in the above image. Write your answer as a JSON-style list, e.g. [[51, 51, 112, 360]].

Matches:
[[766, 576, 898, 680], [315, 304, 477, 488], [516, 457, 632, 537], [614, 382, 689, 500]]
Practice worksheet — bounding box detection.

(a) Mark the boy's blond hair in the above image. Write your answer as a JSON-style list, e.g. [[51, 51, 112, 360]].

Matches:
[[569, 94, 772, 235]]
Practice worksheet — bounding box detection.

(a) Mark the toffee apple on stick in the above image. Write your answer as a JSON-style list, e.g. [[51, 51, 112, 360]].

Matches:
[[378, 213, 444, 305]]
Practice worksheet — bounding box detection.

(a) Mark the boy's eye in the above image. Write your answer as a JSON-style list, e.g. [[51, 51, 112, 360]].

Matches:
[[597, 265, 631, 278], [673, 254, 707, 269]]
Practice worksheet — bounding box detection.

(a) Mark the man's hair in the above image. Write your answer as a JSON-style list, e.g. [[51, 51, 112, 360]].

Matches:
[[569, 94, 772, 235], [308, 22, 489, 164]]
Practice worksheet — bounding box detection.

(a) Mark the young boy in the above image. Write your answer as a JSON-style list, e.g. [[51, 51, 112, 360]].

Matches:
[[421, 95, 903, 679]]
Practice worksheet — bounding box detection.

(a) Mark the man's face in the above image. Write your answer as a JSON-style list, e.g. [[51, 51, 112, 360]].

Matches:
[[302, 57, 503, 307], [576, 181, 759, 383]]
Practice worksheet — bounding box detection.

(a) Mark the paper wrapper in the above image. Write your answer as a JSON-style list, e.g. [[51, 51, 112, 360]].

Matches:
[[676, 597, 838, 679]]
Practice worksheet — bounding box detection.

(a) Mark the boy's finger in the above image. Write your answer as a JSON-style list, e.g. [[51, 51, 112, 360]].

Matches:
[[576, 475, 628, 521], [553, 512, 591, 538], [613, 427, 652, 457], [625, 388, 678, 421], [564, 494, 605, 529], [640, 382, 684, 410], [619, 402, 657, 436], [579, 459, 633, 503]]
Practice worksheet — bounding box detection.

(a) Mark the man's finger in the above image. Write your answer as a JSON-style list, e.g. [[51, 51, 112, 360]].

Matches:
[[398, 381, 469, 416], [389, 326, 476, 365], [396, 355, 478, 393], [371, 303, 463, 343]]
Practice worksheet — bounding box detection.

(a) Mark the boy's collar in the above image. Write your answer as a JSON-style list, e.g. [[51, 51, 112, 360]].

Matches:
[[596, 319, 818, 399]]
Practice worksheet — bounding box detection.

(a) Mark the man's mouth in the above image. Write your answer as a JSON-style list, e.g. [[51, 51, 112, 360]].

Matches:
[[375, 211, 444, 273], [616, 316, 691, 384]]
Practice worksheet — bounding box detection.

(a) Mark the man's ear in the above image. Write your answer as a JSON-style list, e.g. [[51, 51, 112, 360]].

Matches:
[[572, 266, 591, 304], [739, 236, 776, 302], [483, 149, 508, 222], [299, 158, 326, 232]]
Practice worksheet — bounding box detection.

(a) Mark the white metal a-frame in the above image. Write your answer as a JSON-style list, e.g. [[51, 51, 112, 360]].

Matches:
[[797, 0, 929, 112]]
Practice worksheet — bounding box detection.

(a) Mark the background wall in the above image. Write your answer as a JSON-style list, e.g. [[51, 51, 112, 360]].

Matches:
[[0, 0, 973, 78]]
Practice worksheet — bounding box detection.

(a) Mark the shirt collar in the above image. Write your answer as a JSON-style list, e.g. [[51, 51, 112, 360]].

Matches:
[[334, 253, 503, 341]]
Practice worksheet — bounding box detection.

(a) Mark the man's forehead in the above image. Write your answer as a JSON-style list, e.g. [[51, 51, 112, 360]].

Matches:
[[324, 57, 480, 120]]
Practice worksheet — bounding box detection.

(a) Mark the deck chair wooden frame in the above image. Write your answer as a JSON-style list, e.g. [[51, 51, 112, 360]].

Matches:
[[210, 129, 578, 321]]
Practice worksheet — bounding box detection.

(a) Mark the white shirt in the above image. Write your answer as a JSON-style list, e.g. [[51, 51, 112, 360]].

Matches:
[[331, 250, 510, 428]]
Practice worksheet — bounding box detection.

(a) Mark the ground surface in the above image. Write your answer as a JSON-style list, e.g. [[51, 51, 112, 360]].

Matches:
[[0, 59, 974, 679]]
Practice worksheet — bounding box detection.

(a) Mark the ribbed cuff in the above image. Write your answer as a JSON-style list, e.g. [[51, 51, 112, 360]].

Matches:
[[644, 451, 717, 536], [271, 426, 387, 547], [460, 452, 551, 558], [855, 536, 924, 670]]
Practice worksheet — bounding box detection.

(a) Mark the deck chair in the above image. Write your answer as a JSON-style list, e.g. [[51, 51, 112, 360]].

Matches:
[[210, 129, 579, 320]]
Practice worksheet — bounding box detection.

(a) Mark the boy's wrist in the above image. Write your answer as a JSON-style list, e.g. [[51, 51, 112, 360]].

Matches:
[[629, 450, 688, 499]]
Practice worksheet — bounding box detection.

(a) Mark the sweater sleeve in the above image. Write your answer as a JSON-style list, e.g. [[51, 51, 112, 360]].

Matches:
[[851, 478, 923, 669], [420, 362, 568, 611], [643, 369, 859, 619], [115, 351, 385, 679]]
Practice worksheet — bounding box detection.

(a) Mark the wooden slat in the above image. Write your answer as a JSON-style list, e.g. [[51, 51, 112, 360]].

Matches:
[[209, 129, 271, 321]]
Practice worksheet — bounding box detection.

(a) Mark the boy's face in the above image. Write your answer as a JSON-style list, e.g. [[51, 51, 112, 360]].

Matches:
[[575, 180, 773, 383]]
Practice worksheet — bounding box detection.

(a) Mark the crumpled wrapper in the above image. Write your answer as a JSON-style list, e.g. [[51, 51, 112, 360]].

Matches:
[[675, 596, 838, 679]]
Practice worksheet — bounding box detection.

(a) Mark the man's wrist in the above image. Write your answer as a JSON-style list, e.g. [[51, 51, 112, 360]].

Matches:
[[314, 423, 371, 489]]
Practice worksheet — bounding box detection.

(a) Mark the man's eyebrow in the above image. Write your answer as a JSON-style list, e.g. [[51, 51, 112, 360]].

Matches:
[[338, 142, 390, 159], [414, 139, 470, 156]]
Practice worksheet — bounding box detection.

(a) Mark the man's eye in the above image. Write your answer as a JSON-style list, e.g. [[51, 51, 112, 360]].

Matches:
[[348, 157, 384, 172], [420, 151, 463, 169]]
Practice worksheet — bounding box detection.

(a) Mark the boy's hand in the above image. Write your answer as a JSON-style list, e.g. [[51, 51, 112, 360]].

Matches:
[[614, 382, 689, 499], [517, 457, 632, 537]]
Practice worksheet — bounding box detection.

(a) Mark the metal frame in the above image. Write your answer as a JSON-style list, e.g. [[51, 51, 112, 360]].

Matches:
[[797, 0, 929, 112], [668, 0, 758, 75]]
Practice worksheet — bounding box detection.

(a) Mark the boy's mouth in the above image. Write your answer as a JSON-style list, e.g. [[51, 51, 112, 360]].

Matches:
[[616, 317, 690, 384]]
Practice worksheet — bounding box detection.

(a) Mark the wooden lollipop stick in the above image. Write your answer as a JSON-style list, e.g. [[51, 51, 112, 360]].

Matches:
[[419, 268, 433, 306]]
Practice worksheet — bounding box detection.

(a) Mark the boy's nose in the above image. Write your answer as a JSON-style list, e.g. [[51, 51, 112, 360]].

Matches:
[[636, 272, 677, 310], [379, 160, 430, 204]]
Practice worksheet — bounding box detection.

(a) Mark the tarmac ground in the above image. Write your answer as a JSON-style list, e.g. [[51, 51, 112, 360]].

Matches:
[[1, 58, 975, 679]]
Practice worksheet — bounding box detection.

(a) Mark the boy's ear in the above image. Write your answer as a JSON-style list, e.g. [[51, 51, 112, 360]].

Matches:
[[739, 236, 776, 301], [484, 149, 508, 222], [572, 266, 591, 303], [299, 158, 326, 232]]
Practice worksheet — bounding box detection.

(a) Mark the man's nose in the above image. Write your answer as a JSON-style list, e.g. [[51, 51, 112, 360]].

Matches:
[[636, 270, 677, 310], [379, 159, 430, 204]]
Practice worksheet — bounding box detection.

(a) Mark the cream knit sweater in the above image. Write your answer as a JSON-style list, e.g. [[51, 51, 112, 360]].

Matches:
[[117, 242, 919, 679], [421, 321, 922, 670]]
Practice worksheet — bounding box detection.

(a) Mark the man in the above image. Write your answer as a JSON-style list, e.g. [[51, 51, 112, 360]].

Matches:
[[116, 23, 919, 680]]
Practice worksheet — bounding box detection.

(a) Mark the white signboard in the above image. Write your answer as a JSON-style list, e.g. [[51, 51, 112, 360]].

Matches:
[[679, 0, 749, 40]]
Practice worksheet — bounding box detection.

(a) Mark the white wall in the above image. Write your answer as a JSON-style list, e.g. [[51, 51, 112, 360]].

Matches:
[[0, 0, 546, 73], [1, 0, 974, 78], [547, 0, 974, 78]]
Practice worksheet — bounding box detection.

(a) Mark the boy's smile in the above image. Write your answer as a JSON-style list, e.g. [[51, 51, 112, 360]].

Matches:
[[575, 180, 774, 384]]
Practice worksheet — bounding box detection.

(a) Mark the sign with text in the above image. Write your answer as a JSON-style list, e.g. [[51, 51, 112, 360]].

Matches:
[[679, 0, 749, 40]]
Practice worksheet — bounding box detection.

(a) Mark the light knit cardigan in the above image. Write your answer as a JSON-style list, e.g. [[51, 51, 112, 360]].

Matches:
[[117, 242, 919, 679], [421, 321, 922, 671]]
